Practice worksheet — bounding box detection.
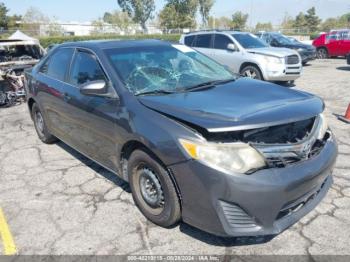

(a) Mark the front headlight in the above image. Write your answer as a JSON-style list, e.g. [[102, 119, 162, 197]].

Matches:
[[297, 48, 305, 52], [179, 139, 266, 174], [262, 55, 284, 64], [317, 113, 329, 140]]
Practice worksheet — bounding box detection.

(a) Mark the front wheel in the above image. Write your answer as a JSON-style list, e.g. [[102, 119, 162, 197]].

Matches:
[[128, 149, 181, 227], [240, 65, 263, 80]]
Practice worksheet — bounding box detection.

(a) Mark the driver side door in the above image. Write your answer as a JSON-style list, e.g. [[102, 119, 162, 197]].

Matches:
[[60, 49, 121, 172]]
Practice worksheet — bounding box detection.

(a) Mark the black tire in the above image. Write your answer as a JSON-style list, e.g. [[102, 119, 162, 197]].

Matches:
[[240, 65, 263, 80], [31, 103, 57, 144], [128, 149, 181, 227], [317, 48, 328, 59]]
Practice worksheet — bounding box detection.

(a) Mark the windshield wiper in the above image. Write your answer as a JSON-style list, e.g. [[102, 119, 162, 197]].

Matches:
[[183, 78, 237, 92], [135, 89, 175, 96]]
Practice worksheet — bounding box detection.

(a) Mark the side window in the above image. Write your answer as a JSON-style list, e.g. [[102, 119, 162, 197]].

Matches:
[[194, 34, 213, 48], [69, 51, 107, 86], [262, 34, 271, 44], [39, 58, 50, 74], [213, 34, 233, 50], [184, 35, 195, 46], [45, 48, 74, 81]]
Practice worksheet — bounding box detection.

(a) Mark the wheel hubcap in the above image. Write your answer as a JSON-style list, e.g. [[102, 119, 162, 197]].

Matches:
[[139, 168, 164, 209], [243, 69, 257, 79]]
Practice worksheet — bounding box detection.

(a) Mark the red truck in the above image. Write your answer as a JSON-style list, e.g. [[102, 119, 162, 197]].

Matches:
[[313, 29, 350, 58]]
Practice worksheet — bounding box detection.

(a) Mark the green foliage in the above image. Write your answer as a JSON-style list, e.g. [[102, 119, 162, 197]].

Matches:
[[294, 12, 307, 29], [231, 11, 249, 30], [208, 16, 232, 29], [198, 0, 215, 27], [117, 0, 155, 31], [255, 22, 273, 31], [319, 12, 350, 32], [21, 7, 49, 36], [38, 34, 181, 48], [159, 0, 198, 29], [0, 2, 9, 29], [103, 11, 132, 29], [281, 13, 295, 30], [305, 7, 321, 32]]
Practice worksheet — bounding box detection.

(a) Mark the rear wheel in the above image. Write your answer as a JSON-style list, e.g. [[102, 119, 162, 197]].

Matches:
[[128, 149, 181, 227], [240, 65, 263, 80], [31, 103, 57, 144], [317, 48, 328, 59]]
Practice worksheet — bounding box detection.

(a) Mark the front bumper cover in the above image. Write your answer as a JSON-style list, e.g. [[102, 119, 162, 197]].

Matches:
[[169, 136, 337, 237]]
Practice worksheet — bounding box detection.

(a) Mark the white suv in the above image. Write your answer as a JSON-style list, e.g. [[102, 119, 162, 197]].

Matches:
[[180, 30, 302, 83]]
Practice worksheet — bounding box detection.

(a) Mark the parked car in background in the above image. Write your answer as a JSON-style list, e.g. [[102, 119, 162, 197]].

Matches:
[[313, 29, 350, 59], [25, 40, 337, 237], [0, 39, 45, 106], [180, 30, 302, 84], [347, 53, 350, 65], [256, 32, 316, 65]]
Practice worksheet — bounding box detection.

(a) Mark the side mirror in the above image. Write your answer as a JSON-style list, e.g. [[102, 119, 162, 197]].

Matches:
[[227, 43, 238, 52], [80, 80, 108, 96]]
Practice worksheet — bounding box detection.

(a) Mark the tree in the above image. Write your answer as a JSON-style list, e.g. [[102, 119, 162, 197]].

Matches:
[[305, 7, 321, 32], [117, 0, 155, 32], [159, 0, 198, 30], [339, 13, 350, 28], [0, 2, 9, 29], [281, 13, 295, 30], [103, 10, 132, 32], [231, 11, 248, 30], [255, 22, 272, 32], [293, 12, 307, 31], [7, 15, 22, 29], [21, 7, 49, 36], [320, 18, 340, 32], [198, 0, 214, 27]]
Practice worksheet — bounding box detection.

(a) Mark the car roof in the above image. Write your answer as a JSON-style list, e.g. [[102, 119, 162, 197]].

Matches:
[[186, 30, 247, 36], [58, 39, 172, 51]]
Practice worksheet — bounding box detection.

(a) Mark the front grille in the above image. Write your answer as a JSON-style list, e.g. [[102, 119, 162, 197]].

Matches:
[[220, 201, 258, 229], [286, 55, 300, 64], [276, 177, 328, 220], [263, 131, 329, 168]]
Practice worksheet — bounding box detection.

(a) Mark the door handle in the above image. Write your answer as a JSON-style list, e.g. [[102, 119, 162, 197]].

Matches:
[[63, 92, 71, 101]]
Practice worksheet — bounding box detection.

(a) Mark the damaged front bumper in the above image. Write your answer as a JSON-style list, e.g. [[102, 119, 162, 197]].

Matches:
[[169, 134, 337, 237]]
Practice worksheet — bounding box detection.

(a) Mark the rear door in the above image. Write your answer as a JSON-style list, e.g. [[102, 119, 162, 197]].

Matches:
[[35, 47, 75, 137], [326, 32, 341, 56], [61, 49, 120, 171], [339, 31, 350, 56]]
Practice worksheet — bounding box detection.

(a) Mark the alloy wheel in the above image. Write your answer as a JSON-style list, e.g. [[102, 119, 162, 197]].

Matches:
[[243, 69, 258, 79]]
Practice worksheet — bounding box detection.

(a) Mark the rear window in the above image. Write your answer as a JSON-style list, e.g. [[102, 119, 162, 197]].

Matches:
[[194, 34, 212, 48]]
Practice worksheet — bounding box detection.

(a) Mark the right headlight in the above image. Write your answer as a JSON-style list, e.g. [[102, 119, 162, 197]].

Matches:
[[179, 139, 266, 174], [316, 113, 329, 140], [262, 55, 284, 64]]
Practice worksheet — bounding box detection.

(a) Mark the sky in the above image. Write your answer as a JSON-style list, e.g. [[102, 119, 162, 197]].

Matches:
[[3, 0, 350, 26]]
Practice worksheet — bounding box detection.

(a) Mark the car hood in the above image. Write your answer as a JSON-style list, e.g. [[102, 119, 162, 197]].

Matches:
[[283, 43, 315, 51], [138, 78, 324, 132], [246, 47, 297, 58]]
